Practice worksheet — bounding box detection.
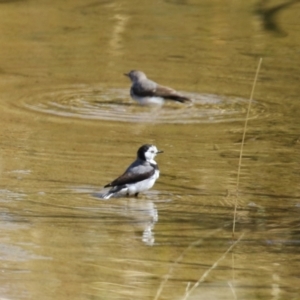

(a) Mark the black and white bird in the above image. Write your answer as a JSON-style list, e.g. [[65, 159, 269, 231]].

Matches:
[[124, 70, 192, 105], [102, 144, 163, 199]]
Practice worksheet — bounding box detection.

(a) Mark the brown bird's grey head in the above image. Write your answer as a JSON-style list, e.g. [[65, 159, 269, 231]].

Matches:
[[124, 70, 147, 83]]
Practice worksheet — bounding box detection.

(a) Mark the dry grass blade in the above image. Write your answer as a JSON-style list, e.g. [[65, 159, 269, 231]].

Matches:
[[182, 232, 245, 300], [232, 58, 263, 238], [153, 229, 222, 300]]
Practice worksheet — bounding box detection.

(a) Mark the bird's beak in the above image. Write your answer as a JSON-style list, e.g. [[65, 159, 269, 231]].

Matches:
[[124, 73, 129, 77], [157, 150, 163, 154]]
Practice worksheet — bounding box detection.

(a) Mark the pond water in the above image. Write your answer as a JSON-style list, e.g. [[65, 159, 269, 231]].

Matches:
[[0, 0, 300, 299]]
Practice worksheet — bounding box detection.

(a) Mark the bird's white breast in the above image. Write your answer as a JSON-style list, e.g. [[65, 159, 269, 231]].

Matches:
[[127, 169, 159, 195], [130, 90, 164, 106]]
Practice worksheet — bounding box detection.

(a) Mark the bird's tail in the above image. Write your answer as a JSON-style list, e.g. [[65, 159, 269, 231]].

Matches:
[[168, 95, 193, 103], [101, 191, 113, 199], [178, 97, 192, 103]]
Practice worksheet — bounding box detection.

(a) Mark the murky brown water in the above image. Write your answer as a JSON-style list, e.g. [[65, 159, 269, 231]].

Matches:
[[0, 0, 300, 299]]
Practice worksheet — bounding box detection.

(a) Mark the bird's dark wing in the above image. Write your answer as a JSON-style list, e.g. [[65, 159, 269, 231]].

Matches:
[[132, 81, 191, 103], [104, 168, 155, 188], [132, 84, 190, 103], [154, 85, 191, 103], [131, 84, 156, 97]]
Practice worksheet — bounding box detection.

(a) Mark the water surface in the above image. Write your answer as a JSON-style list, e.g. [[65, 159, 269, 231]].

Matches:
[[0, 0, 300, 299]]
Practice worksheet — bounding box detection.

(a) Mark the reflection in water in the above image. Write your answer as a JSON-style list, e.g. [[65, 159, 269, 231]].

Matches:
[[92, 195, 159, 246], [254, 0, 300, 36], [108, 13, 129, 57], [125, 198, 158, 246]]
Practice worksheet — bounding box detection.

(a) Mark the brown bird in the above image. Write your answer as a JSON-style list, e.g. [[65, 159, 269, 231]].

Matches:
[[124, 70, 192, 105]]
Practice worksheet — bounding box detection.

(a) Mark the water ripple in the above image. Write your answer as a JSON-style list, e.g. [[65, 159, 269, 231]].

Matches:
[[20, 84, 267, 124]]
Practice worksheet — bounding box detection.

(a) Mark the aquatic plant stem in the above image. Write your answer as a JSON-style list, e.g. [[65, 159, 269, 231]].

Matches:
[[232, 58, 262, 238]]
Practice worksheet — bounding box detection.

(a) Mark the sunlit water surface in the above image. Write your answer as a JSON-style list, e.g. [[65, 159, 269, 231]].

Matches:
[[0, 0, 300, 300]]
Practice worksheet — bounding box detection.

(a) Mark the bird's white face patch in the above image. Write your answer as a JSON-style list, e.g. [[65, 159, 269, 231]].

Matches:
[[144, 145, 158, 162]]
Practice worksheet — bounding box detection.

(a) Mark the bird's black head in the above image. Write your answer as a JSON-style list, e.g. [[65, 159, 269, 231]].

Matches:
[[137, 144, 163, 161]]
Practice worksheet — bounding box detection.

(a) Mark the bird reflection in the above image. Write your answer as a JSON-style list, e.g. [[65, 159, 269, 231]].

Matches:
[[254, 0, 300, 36], [125, 198, 158, 246], [93, 194, 159, 246]]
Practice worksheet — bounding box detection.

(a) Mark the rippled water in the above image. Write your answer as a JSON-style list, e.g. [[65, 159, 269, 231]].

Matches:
[[0, 0, 300, 300], [19, 84, 267, 123]]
